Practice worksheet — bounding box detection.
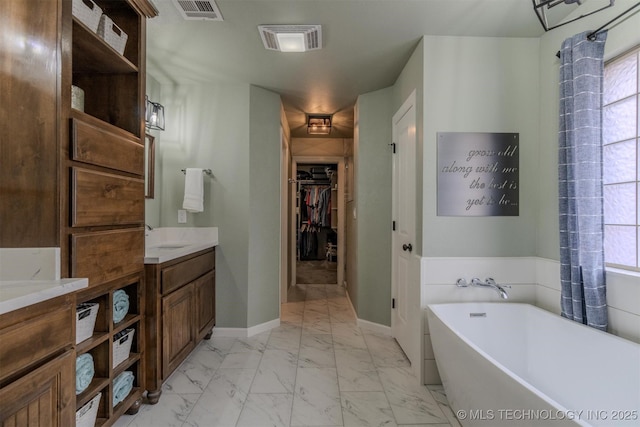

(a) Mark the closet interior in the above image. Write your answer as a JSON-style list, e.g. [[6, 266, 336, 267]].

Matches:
[[296, 164, 338, 284]]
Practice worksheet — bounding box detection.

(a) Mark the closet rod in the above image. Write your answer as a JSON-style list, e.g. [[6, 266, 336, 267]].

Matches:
[[555, 2, 640, 58]]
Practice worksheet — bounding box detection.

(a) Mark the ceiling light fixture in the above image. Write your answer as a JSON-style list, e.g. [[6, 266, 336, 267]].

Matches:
[[276, 33, 306, 52], [258, 25, 322, 52], [532, 0, 614, 31], [307, 114, 332, 135]]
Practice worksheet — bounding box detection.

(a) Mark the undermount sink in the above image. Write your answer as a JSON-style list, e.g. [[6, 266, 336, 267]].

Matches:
[[144, 227, 218, 264]]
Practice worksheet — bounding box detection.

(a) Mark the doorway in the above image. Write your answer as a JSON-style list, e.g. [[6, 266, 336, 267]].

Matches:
[[290, 157, 345, 292], [391, 90, 417, 368], [296, 163, 338, 285]]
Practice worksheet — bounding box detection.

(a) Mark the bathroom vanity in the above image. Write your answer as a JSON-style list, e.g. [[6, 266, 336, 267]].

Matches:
[[0, 278, 87, 426], [143, 228, 218, 404]]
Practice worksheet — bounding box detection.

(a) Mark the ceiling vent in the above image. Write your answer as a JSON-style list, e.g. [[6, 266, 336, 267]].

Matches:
[[258, 25, 322, 52], [171, 0, 223, 21]]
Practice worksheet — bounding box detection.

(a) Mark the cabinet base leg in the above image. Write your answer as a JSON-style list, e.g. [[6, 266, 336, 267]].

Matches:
[[126, 398, 142, 415], [147, 390, 162, 405], [204, 330, 213, 340]]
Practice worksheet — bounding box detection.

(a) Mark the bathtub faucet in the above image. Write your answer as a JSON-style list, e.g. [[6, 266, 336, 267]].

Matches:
[[456, 277, 509, 299], [471, 277, 509, 299]]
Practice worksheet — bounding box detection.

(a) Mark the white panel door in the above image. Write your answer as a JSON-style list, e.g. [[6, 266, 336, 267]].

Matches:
[[391, 91, 417, 364]]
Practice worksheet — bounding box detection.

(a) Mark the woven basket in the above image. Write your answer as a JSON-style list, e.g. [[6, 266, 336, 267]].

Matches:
[[97, 14, 128, 55], [76, 303, 99, 344], [76, 392, 101, 427], [72, 0, 103, 32], [112, 328, 135, 368]]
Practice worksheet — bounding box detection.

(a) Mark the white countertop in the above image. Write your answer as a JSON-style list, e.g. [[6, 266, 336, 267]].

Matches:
[[0, 278, 88, 315], [144, 227, 218, 264]]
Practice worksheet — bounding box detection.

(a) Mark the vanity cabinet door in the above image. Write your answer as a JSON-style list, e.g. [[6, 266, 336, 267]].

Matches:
[[161, 284, 196, 379], [194, 271, 216, 341], [0, 350, 74, 427]]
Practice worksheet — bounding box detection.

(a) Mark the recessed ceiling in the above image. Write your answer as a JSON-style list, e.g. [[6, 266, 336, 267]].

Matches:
[[146, 0, 568, 138]]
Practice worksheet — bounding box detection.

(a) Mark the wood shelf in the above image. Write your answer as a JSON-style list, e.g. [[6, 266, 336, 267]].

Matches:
[[77, 332, 110, 354], [72, 18, 138, 74], [76, 377, 110, 409], [113, 314, 141, 334], [113, 353, 141, 376]]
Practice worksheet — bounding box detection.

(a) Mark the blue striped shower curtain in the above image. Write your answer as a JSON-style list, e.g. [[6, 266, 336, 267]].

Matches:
[[558, 30, 608, 331]]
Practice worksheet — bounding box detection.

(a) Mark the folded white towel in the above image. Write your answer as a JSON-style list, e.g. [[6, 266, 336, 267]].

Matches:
[[182, 168, 204, 213]]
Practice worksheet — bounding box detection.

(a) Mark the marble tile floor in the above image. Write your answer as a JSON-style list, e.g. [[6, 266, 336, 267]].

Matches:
[[113, 284, 461, 427]]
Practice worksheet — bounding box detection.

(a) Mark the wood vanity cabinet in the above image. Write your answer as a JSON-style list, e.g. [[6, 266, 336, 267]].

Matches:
[[0, 295, 75, 427], [144, 248, 216, 404], [1, 0, 157, 425]]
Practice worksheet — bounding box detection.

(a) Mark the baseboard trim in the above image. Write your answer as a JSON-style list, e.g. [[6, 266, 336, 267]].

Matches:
[[357, 318, 392, 335], [213, 318, 280, 338], [248, 318, 280, 336]]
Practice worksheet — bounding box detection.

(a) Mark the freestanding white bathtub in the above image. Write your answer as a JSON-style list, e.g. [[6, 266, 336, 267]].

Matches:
[[427, 303, 640, 427]]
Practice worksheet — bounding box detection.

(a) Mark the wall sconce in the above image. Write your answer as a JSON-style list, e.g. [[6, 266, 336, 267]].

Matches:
[[145, 95, 165, 131], [307, 114, 332, 135]]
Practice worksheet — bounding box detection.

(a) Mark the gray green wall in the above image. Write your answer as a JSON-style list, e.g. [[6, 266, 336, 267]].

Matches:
[[353, 87, 394, 326], [393, 38, 425, 256], [421, 36, 541, 257], [150, 81, 282, 328], [248, 85, 282, 327]]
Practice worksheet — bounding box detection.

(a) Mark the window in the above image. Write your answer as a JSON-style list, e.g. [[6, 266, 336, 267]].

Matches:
[[603, 47, 640, 270]]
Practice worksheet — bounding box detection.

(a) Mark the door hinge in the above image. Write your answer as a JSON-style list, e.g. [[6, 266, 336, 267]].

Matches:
[[392, 298, 396, 309], [390, 142, 396, 153], [392, 220, 396, 231]]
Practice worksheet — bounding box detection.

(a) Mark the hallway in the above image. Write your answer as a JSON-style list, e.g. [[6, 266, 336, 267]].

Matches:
[[113, 285, 460, 426]]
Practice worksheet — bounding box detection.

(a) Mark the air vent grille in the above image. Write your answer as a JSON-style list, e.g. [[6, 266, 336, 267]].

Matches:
[[172, 0, 223, 20], [258, 25, 322, 51]]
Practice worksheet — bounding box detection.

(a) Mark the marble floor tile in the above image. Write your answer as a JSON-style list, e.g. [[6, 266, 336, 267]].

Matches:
[[335, 349, 382, 392], [109, 284, 459, 427], [220, 348, 264, 369], [232, 331, 271, 353], [117, 393, 200, 427], [287, 285, 307, 302], [331, 324, 367, 350], [267, 328, 302, 353], [183, 369, 256, 426], [236, 393, 294, 427], [205, 335, 237, 352], [427, 386, 462, 427], [341, 391, 397, 427], [251, 349, 298, 393], [302, 319, 333, 335], [329, 308, 357, 324], [363, 333, 410, 368], [161, 344, 224, 394], [378, 367, 447, 425], [298, 334, 335, 368], [291, 367, 342, 426]]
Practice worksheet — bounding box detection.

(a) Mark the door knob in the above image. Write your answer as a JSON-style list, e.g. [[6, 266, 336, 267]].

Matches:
[[402, 243, 412, 252]]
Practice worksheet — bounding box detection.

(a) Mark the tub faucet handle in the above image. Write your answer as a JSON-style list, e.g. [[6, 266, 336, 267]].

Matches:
[[456, 278, 468, 287]]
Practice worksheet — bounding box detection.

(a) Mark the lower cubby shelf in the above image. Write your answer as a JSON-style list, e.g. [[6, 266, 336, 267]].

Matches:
[[74, 272, 146, 425], [76, 377, 109, 409]]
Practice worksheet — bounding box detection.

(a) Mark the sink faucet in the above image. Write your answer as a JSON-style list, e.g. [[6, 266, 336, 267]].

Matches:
[[145, 224, 154, 231], [471, 277, 509, 299]]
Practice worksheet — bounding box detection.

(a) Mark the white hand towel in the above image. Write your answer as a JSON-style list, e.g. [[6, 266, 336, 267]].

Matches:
[[182, 168, 204, 212]]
